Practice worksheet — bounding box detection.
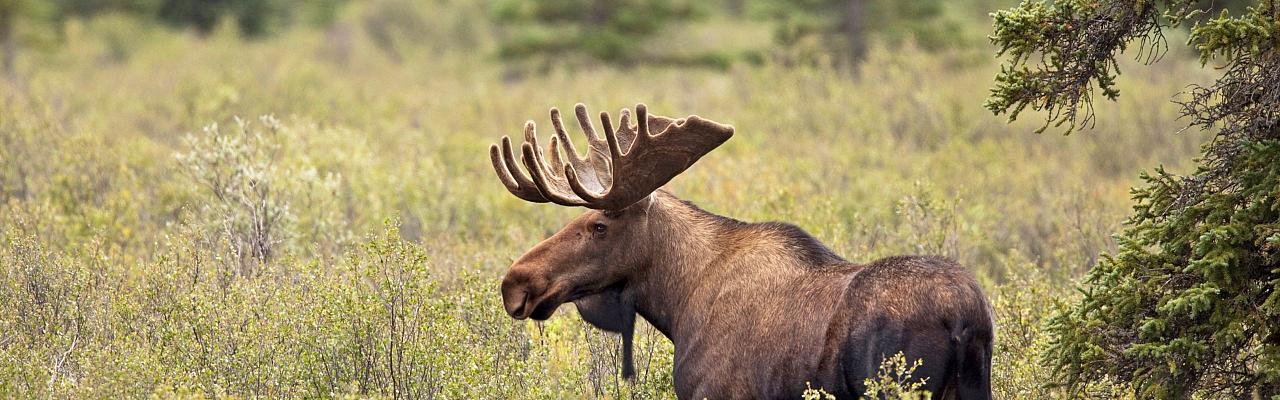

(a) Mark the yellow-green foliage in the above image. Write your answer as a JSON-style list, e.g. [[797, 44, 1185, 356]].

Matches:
[[0, 2, 1208, 398], [803, 352, 934, 399], [860, 353, 932, 399]]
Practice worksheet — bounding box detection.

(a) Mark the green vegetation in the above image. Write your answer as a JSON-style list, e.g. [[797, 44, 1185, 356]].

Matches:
[[753, 0, 974, 65], [492, 0, 706, 67], [0, 0, 1237, 398], [988, 0, 1280, 397], [802, 352, 932, 399], [0, 0, 344, 75]]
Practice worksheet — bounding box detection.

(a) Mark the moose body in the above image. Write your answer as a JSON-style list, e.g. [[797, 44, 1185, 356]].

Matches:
[[491, 104, 993, 399]]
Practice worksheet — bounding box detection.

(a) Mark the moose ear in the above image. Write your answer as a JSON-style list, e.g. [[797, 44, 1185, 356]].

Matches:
[[574, 290, 638, 379]]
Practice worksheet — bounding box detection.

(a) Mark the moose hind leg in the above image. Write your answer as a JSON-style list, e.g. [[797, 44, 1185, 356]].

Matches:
[[899, 336, 954, 399], [953, 327, 993, 400]]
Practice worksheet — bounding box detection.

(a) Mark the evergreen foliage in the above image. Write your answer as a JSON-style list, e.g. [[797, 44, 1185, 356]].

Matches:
[[989, 0, 1280, 397]]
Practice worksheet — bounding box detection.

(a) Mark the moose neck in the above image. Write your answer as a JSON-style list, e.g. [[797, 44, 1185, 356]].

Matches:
[[628, 194, 716, 337], [627, 191, 843, 340]]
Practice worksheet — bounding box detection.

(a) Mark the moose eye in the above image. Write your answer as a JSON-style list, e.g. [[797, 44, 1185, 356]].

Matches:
[[591, 223, 607, 238]]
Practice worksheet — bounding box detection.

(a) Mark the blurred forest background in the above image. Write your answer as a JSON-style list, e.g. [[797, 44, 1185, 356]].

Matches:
[[0, 0, 1260, 398]]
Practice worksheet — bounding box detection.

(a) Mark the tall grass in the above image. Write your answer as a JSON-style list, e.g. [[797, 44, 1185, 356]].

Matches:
[[0, 3, 1207, 398]]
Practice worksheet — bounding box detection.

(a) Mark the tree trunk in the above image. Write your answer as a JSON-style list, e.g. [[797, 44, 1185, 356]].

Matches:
[[1, 8, 14, 77], [727, 0, 745, 17], [845, 0, 867, 64], [587, 0, 611, 25]]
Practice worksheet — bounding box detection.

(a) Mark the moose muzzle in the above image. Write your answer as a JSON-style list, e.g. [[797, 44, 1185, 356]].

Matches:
[[500, 270, 533, 319]]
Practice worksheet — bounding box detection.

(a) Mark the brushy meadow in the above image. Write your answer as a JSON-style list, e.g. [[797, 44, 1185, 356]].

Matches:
[[0, 1, 1212, 398]]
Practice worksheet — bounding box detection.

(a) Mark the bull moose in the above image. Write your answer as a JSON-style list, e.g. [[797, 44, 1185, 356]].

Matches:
[[490, 103, 994, 399]]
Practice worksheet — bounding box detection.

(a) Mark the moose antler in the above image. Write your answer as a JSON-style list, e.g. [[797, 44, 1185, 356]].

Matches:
[[489, 103, 734, 210]]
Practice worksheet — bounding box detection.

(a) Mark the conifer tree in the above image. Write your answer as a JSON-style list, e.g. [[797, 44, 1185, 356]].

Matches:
[[988, 0, 1279, 397]]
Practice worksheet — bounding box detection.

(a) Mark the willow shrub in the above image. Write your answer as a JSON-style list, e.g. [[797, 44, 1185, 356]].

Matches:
[[0, 220, 615, 398]]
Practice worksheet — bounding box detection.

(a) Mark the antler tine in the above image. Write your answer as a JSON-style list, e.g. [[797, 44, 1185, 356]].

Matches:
[[547, 135, 569, 178], [599, 110, 623, 161], [615, 108, 641, 155], [598, 110, 613, 139], [619, 108, 630, 127], [578, 105, 615, 178], [489, 142, 519, 191], [490, 133, 549, 203], [563, 105, 612, 202], [522, 121, 557, 180], [574, 103, 604, 144], [635, 104, 650, 144], [520, 127, 587, 207], [549, 107, 583, 165], [521, 143, 570, 206]]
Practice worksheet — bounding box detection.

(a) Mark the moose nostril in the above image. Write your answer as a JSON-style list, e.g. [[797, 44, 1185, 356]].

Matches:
[[501, 273, 532, 319], [515, 291, 529, 316], [504, 289, 529, 319]]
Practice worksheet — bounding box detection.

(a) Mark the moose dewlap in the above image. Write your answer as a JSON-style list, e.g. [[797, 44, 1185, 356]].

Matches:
[[490, 103, 995, 400]]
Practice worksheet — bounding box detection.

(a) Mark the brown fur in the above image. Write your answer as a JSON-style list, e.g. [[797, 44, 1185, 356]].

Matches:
[[500, 190, 994, 399]]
